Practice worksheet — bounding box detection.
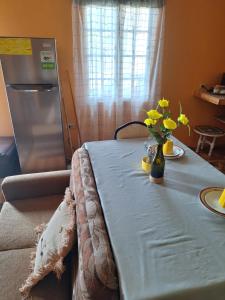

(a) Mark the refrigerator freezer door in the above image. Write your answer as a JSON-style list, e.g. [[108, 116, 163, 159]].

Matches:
[[6, 84, 66, 173], [0, 38, 58, 84]]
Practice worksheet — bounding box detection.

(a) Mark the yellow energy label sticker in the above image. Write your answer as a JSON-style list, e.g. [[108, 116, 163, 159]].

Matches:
[[0, 38, 32, 55]]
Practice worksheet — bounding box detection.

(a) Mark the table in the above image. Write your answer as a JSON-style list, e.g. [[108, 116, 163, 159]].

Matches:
[[85, 137, 225, 300]]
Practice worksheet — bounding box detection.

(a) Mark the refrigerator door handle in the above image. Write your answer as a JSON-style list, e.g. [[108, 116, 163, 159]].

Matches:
[[21, 88, 54, 93], [6, 84, 57, 93]]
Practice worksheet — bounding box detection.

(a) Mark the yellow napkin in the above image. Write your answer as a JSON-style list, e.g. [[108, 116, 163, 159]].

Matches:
[[218, 189, 225, 208], [163, 139, 173, 155]]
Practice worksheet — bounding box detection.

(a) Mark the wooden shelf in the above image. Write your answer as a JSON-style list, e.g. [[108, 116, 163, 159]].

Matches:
[[194, 89, 225, 105]]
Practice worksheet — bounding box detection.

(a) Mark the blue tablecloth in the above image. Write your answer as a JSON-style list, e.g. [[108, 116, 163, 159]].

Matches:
[[85, 138, 225, 300]]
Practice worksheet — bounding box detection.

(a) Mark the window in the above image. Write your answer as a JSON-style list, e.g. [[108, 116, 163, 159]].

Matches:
[[83, 4, 160, 103]]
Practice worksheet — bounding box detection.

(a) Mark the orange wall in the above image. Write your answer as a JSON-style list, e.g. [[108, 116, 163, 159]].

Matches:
[[162, 0, 225, 146], [0, 0, 225, 149], [0, 0, 76, 156]]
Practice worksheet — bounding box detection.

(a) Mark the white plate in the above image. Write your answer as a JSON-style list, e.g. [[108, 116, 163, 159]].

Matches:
[[165, 145, 185, 159], [148, 144, 185, 160], [199, 187, 225, 217]]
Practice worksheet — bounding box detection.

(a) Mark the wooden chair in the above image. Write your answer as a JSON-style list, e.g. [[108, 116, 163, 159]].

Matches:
[[114, 121, 148, 140], [193, 125, 225, 156]]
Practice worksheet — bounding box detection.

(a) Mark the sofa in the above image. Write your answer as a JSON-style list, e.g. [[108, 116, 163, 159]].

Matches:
[[0, 170, 73, 300], [0, 148, 119, 300]]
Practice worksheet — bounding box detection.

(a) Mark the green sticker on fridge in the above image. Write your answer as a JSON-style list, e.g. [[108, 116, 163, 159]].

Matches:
[[41, 62, 55, 70], [40, 51, 55, 70]]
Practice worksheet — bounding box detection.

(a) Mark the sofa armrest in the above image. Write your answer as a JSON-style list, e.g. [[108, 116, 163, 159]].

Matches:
[[1, 170, 71, 202]]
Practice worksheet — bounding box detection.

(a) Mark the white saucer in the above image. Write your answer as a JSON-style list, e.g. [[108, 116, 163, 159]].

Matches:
[[149, 144, 184, 160], [164, 145, 185, 159], [199, 187, 225, 217]]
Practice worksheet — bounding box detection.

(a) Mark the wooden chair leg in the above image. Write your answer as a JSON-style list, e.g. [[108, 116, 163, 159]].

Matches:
[[196, 135, 202, 153], [201, 136, 206, 150], [208, 137, 217, 157]]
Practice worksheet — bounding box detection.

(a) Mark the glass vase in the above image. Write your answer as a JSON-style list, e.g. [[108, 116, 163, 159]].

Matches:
[[150, 143, 165, 183]]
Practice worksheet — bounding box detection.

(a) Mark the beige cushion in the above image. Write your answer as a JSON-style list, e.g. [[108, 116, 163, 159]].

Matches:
[[0, 247, 72, 300], [20, 188, 76, 299], [0, 194, 63, 251]]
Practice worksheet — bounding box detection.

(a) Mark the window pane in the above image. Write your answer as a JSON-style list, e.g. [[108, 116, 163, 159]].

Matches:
[[134, 56, 146, 77], [102, 7, 117, 30], [86, 6, 101, 30], [89, 79, 101, 98], [135, 33, 148, 55], [88, 57, 101, 79], [133, 79, 145, 98], [87, 32, 101, 56], [102, 31, 115, 54], [122, 57, 132, 79], [122, 80, 131, 99], [136, 8, 149, 30], [103, 56, 114, 79], [123, 32, 133, 56], [103, 79, 114, 98]]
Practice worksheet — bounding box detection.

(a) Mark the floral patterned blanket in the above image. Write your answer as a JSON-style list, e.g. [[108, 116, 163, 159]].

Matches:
[[70, 148, 119, 300]]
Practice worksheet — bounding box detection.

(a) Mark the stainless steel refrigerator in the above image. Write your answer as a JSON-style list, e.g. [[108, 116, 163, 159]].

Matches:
[[0, 37, 66, 173]]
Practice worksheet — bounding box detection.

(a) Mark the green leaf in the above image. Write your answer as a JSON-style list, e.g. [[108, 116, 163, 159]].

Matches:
[[159, 124, 165, 131], [163, 111, 171, 118]]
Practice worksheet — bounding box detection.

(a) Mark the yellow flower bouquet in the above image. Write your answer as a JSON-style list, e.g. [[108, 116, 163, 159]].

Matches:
[[144, 98, 190, 145], [144, 98, 190, 183]]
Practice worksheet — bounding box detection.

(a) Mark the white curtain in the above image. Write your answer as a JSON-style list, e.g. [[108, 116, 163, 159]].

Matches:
[[72, 0, 165, 142]]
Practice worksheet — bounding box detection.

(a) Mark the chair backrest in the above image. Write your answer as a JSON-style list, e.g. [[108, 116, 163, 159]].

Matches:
[[114, 121, 149, 140]]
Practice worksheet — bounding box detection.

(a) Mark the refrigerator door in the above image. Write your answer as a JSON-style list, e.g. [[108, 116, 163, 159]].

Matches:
[[0, 38, 58, 84], [6, 84, 66, 173]]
